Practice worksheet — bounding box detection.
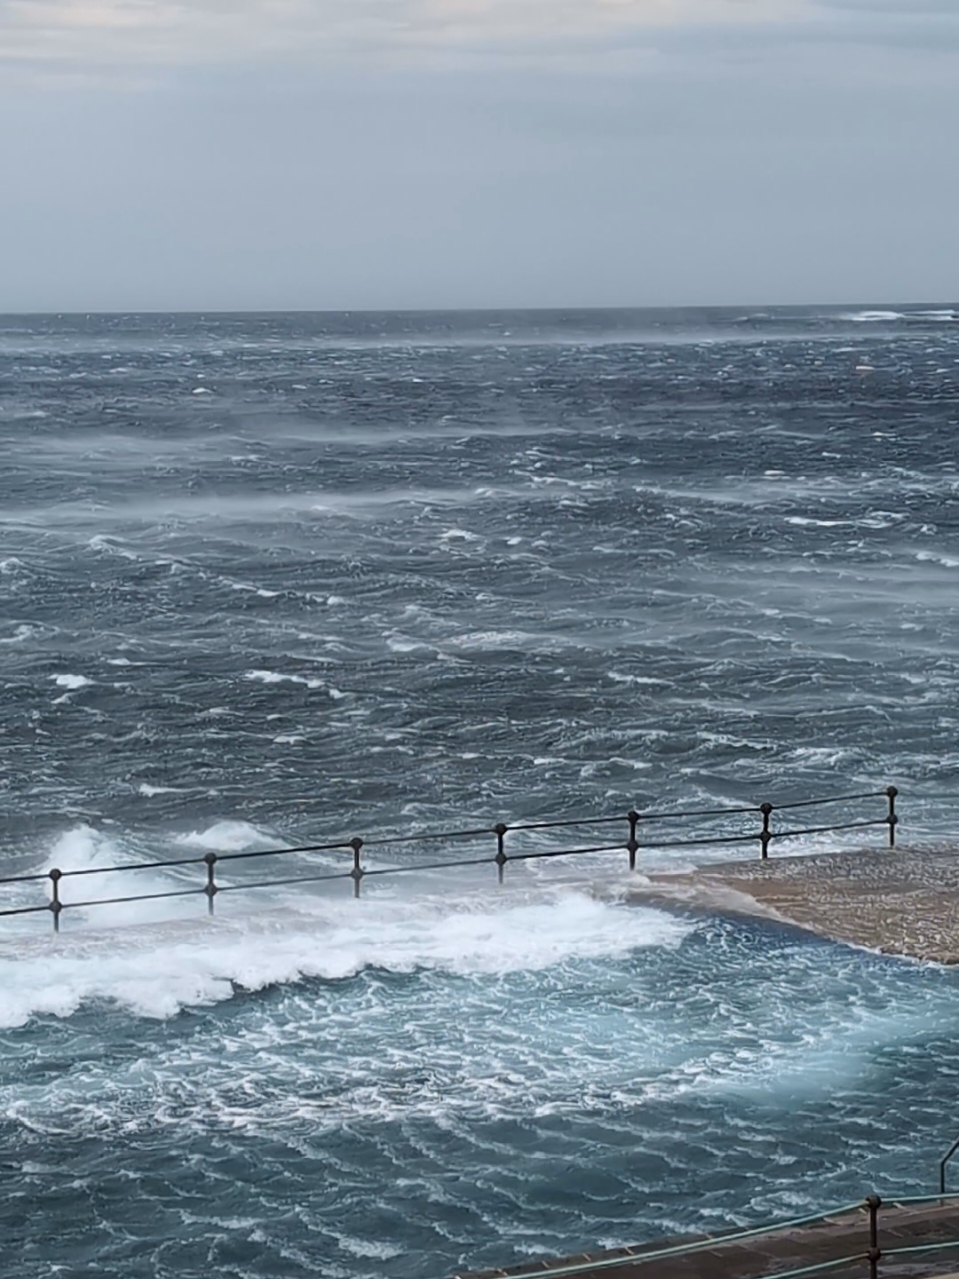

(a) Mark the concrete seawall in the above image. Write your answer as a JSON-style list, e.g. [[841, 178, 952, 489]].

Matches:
[[630, 845, 959, 964]]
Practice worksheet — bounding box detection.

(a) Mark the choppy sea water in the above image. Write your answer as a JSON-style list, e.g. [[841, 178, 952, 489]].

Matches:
[[1, 306, 958, 1278]]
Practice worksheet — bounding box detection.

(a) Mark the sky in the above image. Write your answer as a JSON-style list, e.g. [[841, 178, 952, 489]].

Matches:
[[1, 0, 958, 311]]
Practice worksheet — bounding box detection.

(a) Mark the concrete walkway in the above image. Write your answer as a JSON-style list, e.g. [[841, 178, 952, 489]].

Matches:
[[453, 1199, 959, 1279], [630, 846, 959, 964]]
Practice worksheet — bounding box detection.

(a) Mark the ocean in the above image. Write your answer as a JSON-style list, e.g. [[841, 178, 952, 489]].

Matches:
[[1, 305, 958, 1278]]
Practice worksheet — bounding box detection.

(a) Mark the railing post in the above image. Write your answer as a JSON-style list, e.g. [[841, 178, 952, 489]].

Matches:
[[865, 1193, 881, 1279], [48, 868, 62, 934], [759, 802, 773, 860], [886, 786, 898, 848], [350, 837, 364, 898], [938, 1133, 959, 1195], [494, 823, 508, 885], [627, 810, 639, 871], [204, 852, 217, 916]]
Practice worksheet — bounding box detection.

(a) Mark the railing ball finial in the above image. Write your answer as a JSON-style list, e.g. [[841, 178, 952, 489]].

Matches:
[[48, 868, 63, 934]]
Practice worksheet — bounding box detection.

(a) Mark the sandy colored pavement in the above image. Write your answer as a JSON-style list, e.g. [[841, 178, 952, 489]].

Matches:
[[631, 845, 959, 964]]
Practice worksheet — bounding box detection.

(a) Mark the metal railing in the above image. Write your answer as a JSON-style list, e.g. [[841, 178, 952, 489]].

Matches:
[[940, 1133, 959, 1195], [450, 1192, 959, 1279], [0, 785, 899, 933]]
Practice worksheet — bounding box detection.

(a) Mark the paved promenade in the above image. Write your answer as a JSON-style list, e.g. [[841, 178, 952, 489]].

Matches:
[[635, 845, 959, 965]]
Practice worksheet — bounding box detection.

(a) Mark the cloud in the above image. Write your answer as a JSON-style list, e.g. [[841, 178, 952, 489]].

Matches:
[[3, 0, 956, 88], [0, 0, 804, 72]]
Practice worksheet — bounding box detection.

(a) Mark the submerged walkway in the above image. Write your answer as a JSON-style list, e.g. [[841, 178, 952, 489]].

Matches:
[[631, 845, 959, 965], [454, 1198, 959, 1279]]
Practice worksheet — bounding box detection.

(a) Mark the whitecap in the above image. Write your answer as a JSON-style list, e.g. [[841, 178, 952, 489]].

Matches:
[[785, 516, 849, 528], [916, 550, 959, 569], [50, 674, 92, 690], [846, 310, 904, 322], [175, 820, 279, 852], [243, 670, 324, 689], [439, 528, 479, 542], [0, 624, 37, 645]]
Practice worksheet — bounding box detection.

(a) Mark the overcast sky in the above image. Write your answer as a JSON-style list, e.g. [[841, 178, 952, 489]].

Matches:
[[1, 0, 957, 311]]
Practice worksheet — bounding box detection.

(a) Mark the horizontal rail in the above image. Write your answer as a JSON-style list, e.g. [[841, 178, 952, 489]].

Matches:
[[883, 1238, 959, 1258], [58, 854, 207, 877], [630, 803, 771, 821], [505, 814, 634, 831], [509, 842, 629, 861], [770, 789, 887, 811], [0, 785, 899, 932], [0, 902, 54, 918], [216, 839, 354, 863], [362, 826, 505, 846], [216, 870, 355, 893], [363, 855, 503, 877], [772, 818, 888, 839], [63, 886, 204, 911]]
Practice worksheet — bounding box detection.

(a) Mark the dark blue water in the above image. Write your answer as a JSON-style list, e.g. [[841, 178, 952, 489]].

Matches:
[[1, 305, 958, 1278]]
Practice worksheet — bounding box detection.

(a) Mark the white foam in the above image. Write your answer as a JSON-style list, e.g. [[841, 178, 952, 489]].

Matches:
[[439, 528, 479, 541], [40, 826, 198, 925], [444, 630, 543, 651], [231, 582, 280, 598], [243, 669, 324, 690], [50, 674, 92, 690], [87, 534, 139, 560], [0, 882, 691, 1027], [175, 820, 277, 852], [785, 516, 849, 528], [846, 310, 904, 322], [916, 550, 959, 569], [0, 624, 38, 645], [384, 632, 431, 653], [331, 1234, 403, 1261]]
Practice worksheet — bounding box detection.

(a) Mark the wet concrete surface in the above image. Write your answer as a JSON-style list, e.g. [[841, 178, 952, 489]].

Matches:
[[632, 845, 959, 965]]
